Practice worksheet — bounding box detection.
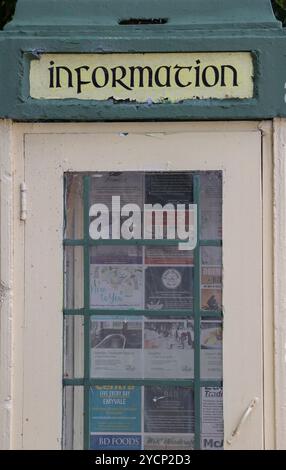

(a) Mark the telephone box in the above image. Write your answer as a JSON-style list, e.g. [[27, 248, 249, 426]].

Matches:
[[0, 0, 286, 450]]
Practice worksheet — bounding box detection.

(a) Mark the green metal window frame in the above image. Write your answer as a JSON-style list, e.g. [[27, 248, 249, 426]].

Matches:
[[63, 174, 223, 450]]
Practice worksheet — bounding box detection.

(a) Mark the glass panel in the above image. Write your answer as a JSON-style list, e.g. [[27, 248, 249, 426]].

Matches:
[[63, 386, 84, 450], [64, 246, 84, 309], [64, 174, 84, 239], [201, 246, 222, 311], [64, 170, 223, 450], [89, 385, 194, 450], [200, 172, 222, 240], [64, 316, 84, 379], [201, 319, 222, 380]]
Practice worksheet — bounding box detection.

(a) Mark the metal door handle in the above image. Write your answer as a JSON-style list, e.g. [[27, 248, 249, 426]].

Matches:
[[226, 397, 259, 445]]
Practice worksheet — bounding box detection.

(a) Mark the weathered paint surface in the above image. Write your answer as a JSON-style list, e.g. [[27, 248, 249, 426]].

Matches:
[[0, 0, 285, 120]]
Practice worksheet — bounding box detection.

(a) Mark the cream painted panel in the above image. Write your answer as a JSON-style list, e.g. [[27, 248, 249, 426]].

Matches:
[[23, 124, 263, 449]]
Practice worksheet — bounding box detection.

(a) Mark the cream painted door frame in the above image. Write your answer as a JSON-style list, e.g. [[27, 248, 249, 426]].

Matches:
[[6, 121, 274, 450]]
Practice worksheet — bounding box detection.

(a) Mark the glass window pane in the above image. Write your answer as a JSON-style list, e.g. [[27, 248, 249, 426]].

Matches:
[[201, 246, 222, 311], [201, 319, 222, 380], [63, 386, 84, 450], [200, 171, 222, 240], [64, 174, 84, 239], [64, 316, 84, 379], [64, 246, 84, 309]]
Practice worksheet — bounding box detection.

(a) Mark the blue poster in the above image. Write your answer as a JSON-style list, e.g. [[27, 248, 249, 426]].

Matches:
[[90, 434, 142, 450], [90, 385, 141, 433]]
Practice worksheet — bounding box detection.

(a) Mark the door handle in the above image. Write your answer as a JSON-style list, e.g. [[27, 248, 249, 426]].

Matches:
[[226, 397, 259, 446]]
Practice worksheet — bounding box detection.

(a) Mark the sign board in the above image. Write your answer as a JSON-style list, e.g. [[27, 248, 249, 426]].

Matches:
[[30, 53, 254, 102]]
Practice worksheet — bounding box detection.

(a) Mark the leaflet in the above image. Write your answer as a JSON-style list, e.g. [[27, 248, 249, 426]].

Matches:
[[201, 320, 222, 380], [201, 387, 224, 450]]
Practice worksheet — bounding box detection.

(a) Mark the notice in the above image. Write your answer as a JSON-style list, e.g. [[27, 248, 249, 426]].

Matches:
[[90, 385, 141, 433], [144, 319, 194, 379], [145, 267, 193, 310], [144, 386, 194, 434], [90, 316, 143, 378], [144, 434, 194, 450]]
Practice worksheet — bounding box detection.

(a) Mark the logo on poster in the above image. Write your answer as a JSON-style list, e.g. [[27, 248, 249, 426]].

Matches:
[[162, 269, 182, 289]]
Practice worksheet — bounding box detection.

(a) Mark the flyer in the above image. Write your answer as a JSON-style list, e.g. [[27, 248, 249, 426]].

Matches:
[[90, 265, 144, 308], [201, 320, 223, 380], [201, 387, 224, 450], [90, 316, 143, 378], [90, 385, 141, 433], [200, 172, 222, 240], [145, 267, 194, 310], [144, 319, 194, 379], [144, 434, 194, 450], [144, 386, 195, 434]]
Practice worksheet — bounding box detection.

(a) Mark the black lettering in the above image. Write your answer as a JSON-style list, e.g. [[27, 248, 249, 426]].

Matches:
[[221, 64, 238, 87], [74, 66, 90, 94], [202, 65, 220, 87], [154, 66, 171, 87], [174, 65, 192, 87], [56, 66, 73, 88], [194, 59, 201, 87], [92, 67, 109, 88], [111, 66, 132, 91], [48, 61, 55, 88], [129, 66, 153, 87]]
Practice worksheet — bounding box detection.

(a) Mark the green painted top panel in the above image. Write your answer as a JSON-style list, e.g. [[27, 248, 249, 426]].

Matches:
[[5, 0, 279, 29], [0, 0, 286, 121]]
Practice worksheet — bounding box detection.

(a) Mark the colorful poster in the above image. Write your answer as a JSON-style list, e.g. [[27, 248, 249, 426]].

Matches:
[[90, 316, 143, 378], [145, 267, 193, 310], [144, 434, 194, 450], [201, 320, 222, 380], [90, 434, 142, 450], [144, 386, 195, 434], [144, 319, 194, 379], [90, 265, 143, 308], [90, 386, 141, 433], [201, 387, 224, 450]]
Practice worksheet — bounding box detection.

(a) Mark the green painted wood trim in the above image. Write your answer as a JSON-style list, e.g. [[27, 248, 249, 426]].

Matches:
[[5, 1, 279, 31]]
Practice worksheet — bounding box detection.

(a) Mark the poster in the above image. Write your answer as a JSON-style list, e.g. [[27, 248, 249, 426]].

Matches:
[[145, 173, 193, 206], [90, 385, 141, 433], [200, 172, 222, 240], [90, 265, 143, 308], [201, 387, 224, 450], [201, 320, 222, 380], [144, 386, 195, 434], [145, 267, 193, 310], [144, 319, 194, 379], [90, 316, 143, 378], [144, 434, 194, 450]]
